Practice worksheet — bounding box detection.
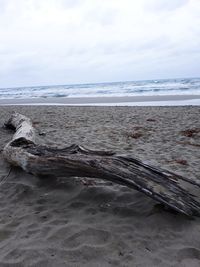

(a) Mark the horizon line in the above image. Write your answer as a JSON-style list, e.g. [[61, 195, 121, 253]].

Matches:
[[0, 76, 199, 90]]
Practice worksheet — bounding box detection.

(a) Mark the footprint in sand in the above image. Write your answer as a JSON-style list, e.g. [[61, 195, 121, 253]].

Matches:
[[177, 247, 200, 261], [63, 227, 111, 248], [0, 229, 13, 242]]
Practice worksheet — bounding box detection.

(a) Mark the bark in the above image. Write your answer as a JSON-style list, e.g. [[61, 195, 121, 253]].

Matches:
[[3, 112, 200, 217]]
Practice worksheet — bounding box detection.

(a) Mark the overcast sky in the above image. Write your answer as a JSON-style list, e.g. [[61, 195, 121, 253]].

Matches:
[[0, 0, 200, 88]]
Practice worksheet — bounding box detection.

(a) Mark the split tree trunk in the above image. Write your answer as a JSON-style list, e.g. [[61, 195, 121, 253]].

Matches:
[[3, 112, 200, 217]]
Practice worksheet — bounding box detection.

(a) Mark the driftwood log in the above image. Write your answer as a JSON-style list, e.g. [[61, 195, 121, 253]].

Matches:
[[3, 113, 200, 217]]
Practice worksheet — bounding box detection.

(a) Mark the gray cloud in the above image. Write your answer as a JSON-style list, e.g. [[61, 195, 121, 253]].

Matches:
[[0, 0, 199, 87]]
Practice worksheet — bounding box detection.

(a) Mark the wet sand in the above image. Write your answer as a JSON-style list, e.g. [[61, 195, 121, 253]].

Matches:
[[0, 94, 200, 105]]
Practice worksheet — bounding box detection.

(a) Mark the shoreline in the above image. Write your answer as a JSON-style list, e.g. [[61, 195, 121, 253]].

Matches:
[[0, 94, 200, 105]]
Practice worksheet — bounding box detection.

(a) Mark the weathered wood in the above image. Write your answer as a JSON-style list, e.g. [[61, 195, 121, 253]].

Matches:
[[5, 112, 35, 143], [3, 113, 200, 217]]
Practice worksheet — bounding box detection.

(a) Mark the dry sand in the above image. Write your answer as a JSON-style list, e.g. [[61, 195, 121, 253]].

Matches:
[[0, 105, 200, 267]]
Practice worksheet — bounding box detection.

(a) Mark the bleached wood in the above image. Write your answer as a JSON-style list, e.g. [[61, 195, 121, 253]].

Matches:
[[3, 112, 35, 168], [5, 112, 35, 143], [3, 113, 200, 217]]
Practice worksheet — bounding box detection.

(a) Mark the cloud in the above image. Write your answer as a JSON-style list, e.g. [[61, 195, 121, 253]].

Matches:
[[145, 0, 189, 12], [0, 0, 199, 87]]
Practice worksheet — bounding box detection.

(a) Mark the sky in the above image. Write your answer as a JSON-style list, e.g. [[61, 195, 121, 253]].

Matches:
[[0, 0, 200, 88]]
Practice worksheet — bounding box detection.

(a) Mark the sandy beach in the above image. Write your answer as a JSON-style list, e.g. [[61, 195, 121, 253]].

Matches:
[[0, 105, 200, 267]]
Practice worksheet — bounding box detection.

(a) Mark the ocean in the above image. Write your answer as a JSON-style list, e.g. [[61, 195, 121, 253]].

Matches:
[[0, 78, 200, 100]]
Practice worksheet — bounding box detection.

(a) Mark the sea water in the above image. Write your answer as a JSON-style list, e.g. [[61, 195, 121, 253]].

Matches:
[[0, 78, 200, 100]]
